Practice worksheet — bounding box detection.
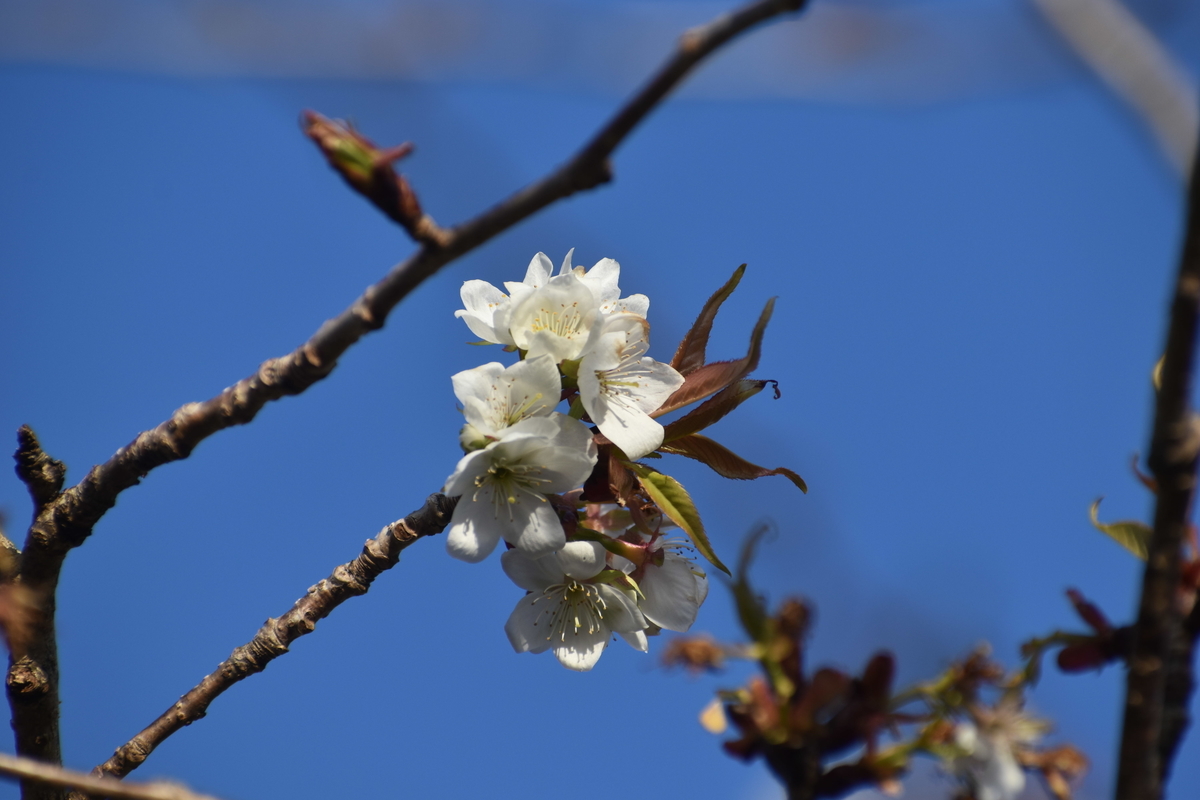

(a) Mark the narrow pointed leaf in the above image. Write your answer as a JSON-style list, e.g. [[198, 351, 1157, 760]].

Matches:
[[1089, 498, 1150, 559], [671, 264, 746, 375], [628, 463, 730, 575], [733, 523, 774, 645], [654, 298, 776, 417], [661, 433, 807, 493], [663, 379, 777, 442]]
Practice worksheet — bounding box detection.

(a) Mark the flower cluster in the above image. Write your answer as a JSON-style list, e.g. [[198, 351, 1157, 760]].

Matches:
[[668, 533, 1087, 800], [441, 252, 804, 670]]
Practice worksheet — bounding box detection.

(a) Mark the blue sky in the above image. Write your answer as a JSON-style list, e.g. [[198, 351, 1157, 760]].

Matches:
[[1, 2, 1197, 799]]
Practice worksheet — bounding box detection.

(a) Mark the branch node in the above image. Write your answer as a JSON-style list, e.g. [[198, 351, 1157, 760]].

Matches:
[[7, 657, 49, 697], [15, 426, 66, 510]]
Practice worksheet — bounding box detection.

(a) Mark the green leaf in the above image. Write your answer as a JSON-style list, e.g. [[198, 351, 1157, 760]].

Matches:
[[660, 433, 807, 493], [663, 379, 776, 442], [1089, 498, 1150, 560], [655, 298, 776, 417], [671, 264, 746, 375], [628, 463, 730, 575], [733, 523, 774, 645]]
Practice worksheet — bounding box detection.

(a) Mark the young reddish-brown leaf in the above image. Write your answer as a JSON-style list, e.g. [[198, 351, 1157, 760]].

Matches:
[[1066, 588, 1113, 634], [671, 264, 746, 375], [662, 379, 777, 442], [791, 667, 853, 733], [654, 298, 776, 417], [660, 433, 807, 493]]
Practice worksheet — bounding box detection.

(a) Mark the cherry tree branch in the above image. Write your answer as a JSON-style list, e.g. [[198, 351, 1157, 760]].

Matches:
[[89, 493, 455, 782], [5, 0, 805, 783], [0, 753, 224, 800], [7, 0, 809, 784], [1114, 140, 1200, 800], [25, 0, 808, 564]]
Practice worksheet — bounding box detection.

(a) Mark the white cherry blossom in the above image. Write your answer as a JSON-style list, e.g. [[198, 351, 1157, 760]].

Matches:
[[949, 702, 1046, 800], [578, 312, 684, 459], [454, 253, 555, 345], [443, 415, 597, 562], [502, 547, 647, 671], [507, 271, 599, 363], [951, 722, 1026, 800], [451, 355, 562, 439], [454, 250, 649, 348]]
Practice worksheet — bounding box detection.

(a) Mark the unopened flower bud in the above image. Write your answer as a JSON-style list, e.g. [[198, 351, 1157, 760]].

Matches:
[[458, 423, 489, 452]]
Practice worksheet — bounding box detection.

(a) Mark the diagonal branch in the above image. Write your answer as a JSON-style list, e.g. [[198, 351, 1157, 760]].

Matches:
[[1114, 138, 1200, 799], [8, 0, 807, 786], [28, 0, 808, 567], [90, 493, 455, 781], [0, 752, 225, 800]]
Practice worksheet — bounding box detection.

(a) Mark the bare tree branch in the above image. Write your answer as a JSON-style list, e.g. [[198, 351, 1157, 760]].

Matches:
[[1115, 140, 1200, 800], [0, 752, 225, 800], [90, 493, 455, 782], [6, 0, 806, 785]]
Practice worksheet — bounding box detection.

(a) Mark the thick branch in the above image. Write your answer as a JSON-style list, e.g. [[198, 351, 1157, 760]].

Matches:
[[1114, 140, 1200, 800], [0, 753, 224, 800], [92, 494, 455, 781], [9, 430, 68, 800]]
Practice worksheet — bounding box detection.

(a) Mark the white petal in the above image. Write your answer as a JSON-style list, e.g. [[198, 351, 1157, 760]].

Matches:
[[497, 415, 598, 491], [505, 593, 554, 654], [451, 361, 505, 406], [609, 293, 649, 317], [507, 501, 566, 558], [694, 569, 710, 606], [555, 540, 607, 580], [501, 549, 563, 591], [617, 629, 649, 652], [443, 449, 491, 497], [552, 625, 609, 671], [500, 355, 562, 420], [444, 502, 502, 563], [641, 555, 704, 632], [596, 585, 647, 634], [608, 553, 636, 574], [455, 280, 512, 344], [558, 247, 576, 276], [593, 402, 666, 461], [627, 357, 686, 414], [578, 257, 621, 305], [523, 252, 553, 287]]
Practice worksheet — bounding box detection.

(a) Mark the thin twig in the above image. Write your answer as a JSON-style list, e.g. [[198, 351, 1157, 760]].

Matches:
[[0, 752, 224, 800], [8, 0, 808, 783], [1114, 141, 1200, 800], [90, 494, 455, 781]]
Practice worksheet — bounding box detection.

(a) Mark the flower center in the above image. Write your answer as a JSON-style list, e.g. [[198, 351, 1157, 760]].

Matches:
[[532, 581, 608, 642], [528, 302, 586, 340], [473, 460, 550, 520]]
